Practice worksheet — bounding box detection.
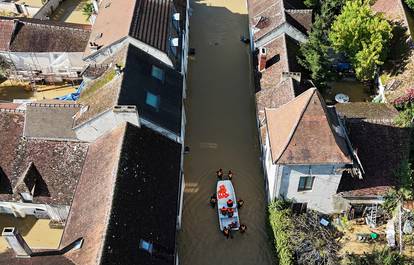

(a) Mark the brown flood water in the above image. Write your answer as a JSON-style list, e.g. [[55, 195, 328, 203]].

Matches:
[[178, 0, 276, 264]]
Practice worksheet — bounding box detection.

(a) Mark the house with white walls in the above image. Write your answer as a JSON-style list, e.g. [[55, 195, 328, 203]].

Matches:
[[263, 88, 353, 213], [0, 17, 91, 83]]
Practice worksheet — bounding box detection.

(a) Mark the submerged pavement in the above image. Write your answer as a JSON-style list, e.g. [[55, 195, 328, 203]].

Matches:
[[178, 0, 276, 264]]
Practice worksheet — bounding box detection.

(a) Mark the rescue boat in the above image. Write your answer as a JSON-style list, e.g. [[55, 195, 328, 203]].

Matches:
[[216, 180, 240, 231]]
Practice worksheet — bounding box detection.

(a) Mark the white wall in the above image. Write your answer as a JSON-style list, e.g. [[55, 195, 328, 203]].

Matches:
[[263, 134, 346, 213], [278, 164, 345, 214], [33, 0, 63, 19], [75, 108, 140, 142], [0, 201, 69, 221], [1, 52, 85, 76]]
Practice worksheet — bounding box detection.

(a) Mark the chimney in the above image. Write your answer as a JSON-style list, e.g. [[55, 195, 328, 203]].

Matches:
[[258, 47, 267, 72], [2, 227, 32, 258]]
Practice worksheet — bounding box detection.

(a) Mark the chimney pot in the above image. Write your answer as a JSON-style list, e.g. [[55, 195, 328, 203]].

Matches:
[[2, 227, 32, 258], [258, 47, 267, 72]]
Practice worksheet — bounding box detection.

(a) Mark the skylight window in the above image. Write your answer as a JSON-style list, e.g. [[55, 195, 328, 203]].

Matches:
[[146, 92, 160, 109], [151, 65, 165, 82]]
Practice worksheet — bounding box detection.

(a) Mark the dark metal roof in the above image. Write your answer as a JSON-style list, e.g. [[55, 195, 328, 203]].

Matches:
[[62, 123, 182, 265]]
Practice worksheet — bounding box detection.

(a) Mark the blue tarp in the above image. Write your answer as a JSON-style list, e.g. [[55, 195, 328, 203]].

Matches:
[[55, 81, 85, 101]]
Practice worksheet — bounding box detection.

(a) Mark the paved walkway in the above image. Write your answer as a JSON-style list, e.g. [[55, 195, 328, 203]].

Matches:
[[178, 0, 275, 264]]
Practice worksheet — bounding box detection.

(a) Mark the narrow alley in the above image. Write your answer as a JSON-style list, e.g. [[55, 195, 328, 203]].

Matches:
[[178, 0, 276, 263]]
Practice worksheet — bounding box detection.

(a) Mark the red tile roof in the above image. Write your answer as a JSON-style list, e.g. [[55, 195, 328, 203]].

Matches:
[[265, 88, 351, 164]]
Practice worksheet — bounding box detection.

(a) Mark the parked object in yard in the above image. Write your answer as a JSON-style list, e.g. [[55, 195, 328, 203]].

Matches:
[[217, 180, 240, 231], [335, 93, 350, 103]]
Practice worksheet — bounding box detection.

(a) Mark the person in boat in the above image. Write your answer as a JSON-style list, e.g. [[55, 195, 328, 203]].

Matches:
[[220, 206, 227, 215], [216, 168, 223, 179], [228, 170, 233, 180], [210, 194, 217, 208], [227, 199, 234, 207], [227, 207, 234, 217], [229, 221, 238, 229], [240, 224, 247, 233], [237, 199, 244, 209], [223, 227, 230, 239]]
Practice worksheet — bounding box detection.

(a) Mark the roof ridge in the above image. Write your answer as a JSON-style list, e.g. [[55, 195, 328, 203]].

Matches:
[[27, 102, 82, 108], [274, 87, 316, 163]]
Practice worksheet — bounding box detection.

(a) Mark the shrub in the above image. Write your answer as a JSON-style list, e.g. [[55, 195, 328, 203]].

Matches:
[[269, 201, 294, 265], [406, 0, 414, 11]]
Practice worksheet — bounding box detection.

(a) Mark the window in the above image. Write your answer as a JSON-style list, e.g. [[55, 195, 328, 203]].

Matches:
[[298, 176, 314, 191], [172, 12, 180, 31], [151, 65, 165, 82], [169, 38, 179, 57], [145, 92, 160, 109]]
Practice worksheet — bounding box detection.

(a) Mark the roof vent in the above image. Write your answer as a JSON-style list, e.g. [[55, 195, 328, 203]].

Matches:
[[173, 13, 180, 21]]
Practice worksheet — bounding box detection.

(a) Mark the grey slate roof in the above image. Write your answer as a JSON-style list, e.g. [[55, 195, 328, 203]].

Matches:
[[62, 123, 182, 265], [76, 43, 183, 135], [24, 103, 80, 140]]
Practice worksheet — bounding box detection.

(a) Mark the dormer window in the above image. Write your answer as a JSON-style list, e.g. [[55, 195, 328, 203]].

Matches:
[[172, 13, 180, 31], [170, 38, 179, 57]]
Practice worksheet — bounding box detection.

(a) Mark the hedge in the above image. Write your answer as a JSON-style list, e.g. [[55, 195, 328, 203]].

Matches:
[[268, 201, 294, 265]]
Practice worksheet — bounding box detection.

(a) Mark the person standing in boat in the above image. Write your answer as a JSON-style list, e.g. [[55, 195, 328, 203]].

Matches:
[[216, 168, 223, 179], [228, 170, 233, 180], [210, 193, 217, 208], [227, 207, 234, 217]]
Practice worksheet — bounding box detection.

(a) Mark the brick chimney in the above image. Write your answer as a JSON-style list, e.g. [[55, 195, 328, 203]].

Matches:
[[258, 47, 267, 72], [2, 227, 32, 258]]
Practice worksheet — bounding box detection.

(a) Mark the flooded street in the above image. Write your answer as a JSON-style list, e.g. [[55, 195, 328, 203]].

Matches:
[[178, 0, 275, 264]]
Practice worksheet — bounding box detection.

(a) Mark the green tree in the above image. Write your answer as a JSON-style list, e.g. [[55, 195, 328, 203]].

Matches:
[[383, 160, 414, 214], [406, 0, 414, 11], [344, 248, 407, 265], [82, 2, 94, 20], [329, 0, 392, 81], [298, 0, 345, 88]]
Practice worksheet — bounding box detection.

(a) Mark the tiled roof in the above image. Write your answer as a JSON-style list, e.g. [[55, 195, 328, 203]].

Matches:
[[0, 17, 91, 52], [371, 0, 406, 23], [247, 0, 312, 41], [0, 249, 75, 265], [265, 88, 352, 164], [255, 34, 310, 126], [130, 0, 172, 52], [62, 123, 182, 265], [85, 0, 184, 59], [76, 43, 183, 135], [0, 19, 15, 50], [337, 103, 411, 197], [0, 112, 88, 205], [24, 103, 81, 140], [335, 102, 399, 123]]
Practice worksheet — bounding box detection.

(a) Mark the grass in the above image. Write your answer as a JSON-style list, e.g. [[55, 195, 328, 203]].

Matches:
[[79, 69, 116, 101], [380, 73, 391, 86]]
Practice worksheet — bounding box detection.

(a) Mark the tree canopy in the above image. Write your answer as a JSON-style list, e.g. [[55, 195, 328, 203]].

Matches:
[[329, 0, 392, 81], [298, 0, 344, 88]]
